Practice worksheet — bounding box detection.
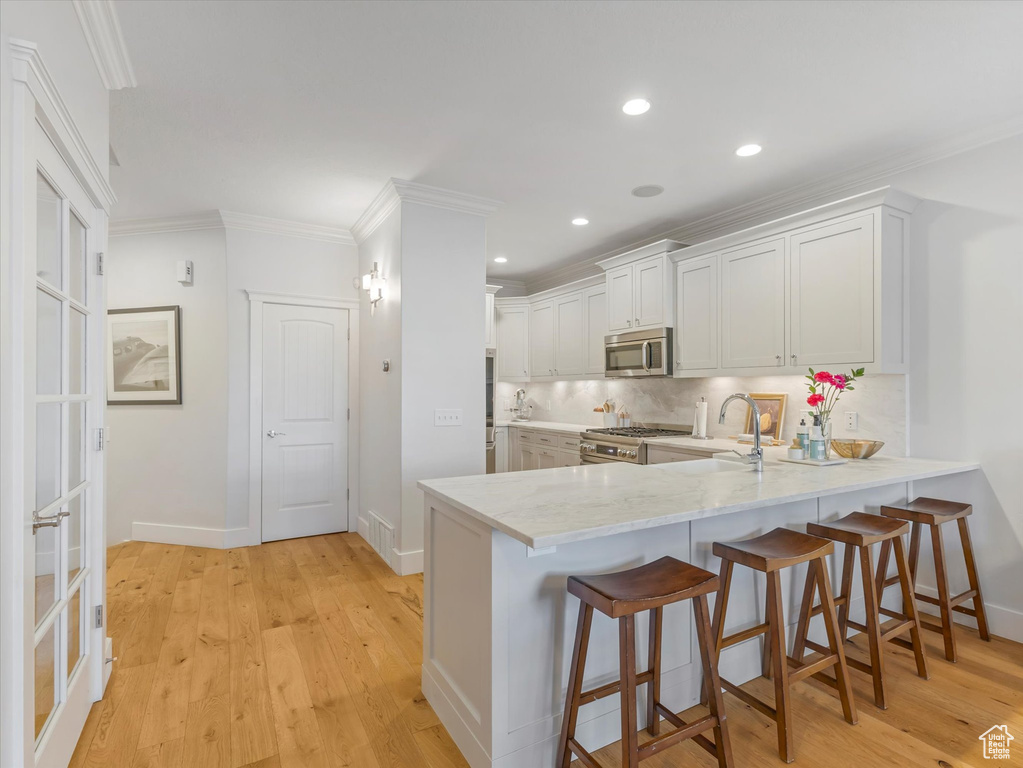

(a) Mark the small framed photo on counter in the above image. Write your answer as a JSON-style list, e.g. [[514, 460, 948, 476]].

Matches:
[[107, 305, 182, 405], [745, 392, 787, 441]]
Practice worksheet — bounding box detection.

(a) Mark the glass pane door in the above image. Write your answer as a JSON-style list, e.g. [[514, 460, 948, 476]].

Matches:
[[32, 170, 92, 745]]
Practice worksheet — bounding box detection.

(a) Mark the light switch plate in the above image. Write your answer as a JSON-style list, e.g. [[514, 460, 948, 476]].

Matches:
[[845, 411, 858, 430], [434, 409, 463, 426]]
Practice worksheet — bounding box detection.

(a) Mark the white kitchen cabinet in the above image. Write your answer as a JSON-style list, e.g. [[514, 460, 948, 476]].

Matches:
[[559, 450, 581, 467], [485, 284, 501, 349], [494, 426, 508, 473], [529, 301, 555, 379], [537, 448, 559, 470], [584, 287, 607, 375], [606, 264, 635, 332], [675, 255, 718, 372], [634, 255, 667, 328], [720, 238, 786, 369], [497, 303, 529, 380], [554, 294, 584, 376], [789, 214, 874, 367]]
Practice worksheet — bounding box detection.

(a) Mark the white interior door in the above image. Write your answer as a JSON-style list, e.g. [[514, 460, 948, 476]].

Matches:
[[27, 125, 105, 768], [261, 304, 349, 542]]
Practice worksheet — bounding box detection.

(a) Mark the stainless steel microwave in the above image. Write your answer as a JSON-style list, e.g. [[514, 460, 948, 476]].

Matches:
[[604, 327, 673, 377]]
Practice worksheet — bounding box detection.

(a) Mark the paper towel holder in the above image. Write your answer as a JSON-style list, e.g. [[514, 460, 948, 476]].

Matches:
[[691, 396, 713, 440]]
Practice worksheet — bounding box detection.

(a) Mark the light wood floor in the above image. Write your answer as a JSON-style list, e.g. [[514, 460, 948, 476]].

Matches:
[[71, 533, 1022, 768]]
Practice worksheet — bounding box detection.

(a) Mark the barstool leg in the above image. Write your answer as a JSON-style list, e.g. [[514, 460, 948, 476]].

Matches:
[[857, 544, 887, 709], [693, 594, 735, 768], [766, 571, 794, 763], [703, 560, 733, 706], [791, 563, 817, 664], [762, 581, 773, 680], [908, 522, 922, 584], [893, 535, 929, 680], [619, 615, 639, 768], [813, 557, 858, 726], [556, 602, 593, 768], [836, 543, 856, 640], [646, 607, 662, 736], [957, 517, 991, 641], [875, 538, 892, 599], [930, 523, 958, 662]]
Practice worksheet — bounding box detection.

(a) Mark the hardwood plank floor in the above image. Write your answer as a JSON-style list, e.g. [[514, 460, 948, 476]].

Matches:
[[71, 533, 1021, 767]]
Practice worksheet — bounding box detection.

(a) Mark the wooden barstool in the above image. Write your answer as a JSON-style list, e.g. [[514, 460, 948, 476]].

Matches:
[[557, 556, 733, 768], [708, 528, 857, 763], [880, 497, 990, 662], [797, 512, 929, 709]]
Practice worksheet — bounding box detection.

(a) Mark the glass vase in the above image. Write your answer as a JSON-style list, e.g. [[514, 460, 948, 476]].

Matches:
[[821, 417, 833, 459]]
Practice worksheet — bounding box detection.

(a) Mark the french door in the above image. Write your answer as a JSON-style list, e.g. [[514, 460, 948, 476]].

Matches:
[[24, 124, 106, 768]]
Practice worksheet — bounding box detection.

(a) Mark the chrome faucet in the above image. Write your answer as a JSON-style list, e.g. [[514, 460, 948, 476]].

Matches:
[[719, 393, 764, 472]]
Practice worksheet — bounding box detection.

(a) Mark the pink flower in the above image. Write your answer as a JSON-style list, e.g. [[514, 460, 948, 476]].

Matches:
[[833, 374, 846, 390], [814, 371, 835, 385], [807, 394, 825, 407]]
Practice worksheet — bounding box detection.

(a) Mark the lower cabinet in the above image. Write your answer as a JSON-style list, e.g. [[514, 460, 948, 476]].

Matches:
[[493, 426, 508, 473], [508, 428, 580, 471]]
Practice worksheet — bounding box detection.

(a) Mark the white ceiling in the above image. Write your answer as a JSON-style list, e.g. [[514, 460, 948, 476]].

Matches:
[[109, 0, 1023, 283]]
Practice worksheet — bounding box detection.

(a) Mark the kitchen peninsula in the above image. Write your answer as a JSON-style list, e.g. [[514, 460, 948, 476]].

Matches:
[[418, 455, 978, 768]]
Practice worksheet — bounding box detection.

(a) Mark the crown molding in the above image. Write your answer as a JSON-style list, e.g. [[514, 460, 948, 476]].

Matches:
[[352, 178, 502, 243], [9, 39, 117, 211], [219, 210, 355, 245], [484, 278, 528, 297], [109, 212, 224, 237], [72, 0, 137, 90], [522, 114, 1023, 294]]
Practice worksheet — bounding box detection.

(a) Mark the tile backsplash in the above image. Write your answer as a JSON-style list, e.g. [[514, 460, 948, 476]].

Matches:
[[497, 374, 907, 456]]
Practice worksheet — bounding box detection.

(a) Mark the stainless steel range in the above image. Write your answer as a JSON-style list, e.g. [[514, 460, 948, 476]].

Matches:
[[579, 422, 693, 465]]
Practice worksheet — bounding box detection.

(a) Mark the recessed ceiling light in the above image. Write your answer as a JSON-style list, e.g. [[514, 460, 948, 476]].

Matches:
[[622, 98, 651, 116], [572, 217, 589, 226], [632, 185, 664, 198], [493, 257, 507, 263], [735, 144, 762, 157]]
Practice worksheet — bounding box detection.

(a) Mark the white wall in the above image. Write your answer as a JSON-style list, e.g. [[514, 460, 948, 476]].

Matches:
[[105, 228, 230, 544], [223, 227, 359, 532], [400, 202, 486, 557], [894, 135, 1023, 639], [106, 224, 358, 545]]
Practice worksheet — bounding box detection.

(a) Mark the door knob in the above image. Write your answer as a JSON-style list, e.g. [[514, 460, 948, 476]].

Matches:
[[266, 429, 287, 438]]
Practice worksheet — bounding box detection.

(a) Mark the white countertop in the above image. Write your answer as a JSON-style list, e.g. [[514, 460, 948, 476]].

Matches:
[[496, 420, 595, 435], [419, 456, 979, 549]]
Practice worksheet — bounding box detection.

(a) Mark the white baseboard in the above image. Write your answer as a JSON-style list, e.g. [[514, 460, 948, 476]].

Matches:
[[357, 515, 370, 541], [914, 583, 1023, 643], [392, 547, 424, 576], [131, 522, 250, 549]]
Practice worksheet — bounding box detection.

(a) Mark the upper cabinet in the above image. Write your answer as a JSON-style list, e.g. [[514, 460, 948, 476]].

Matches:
[[584, 287, 607, 375], [670, 187, 917, 378], [554, 293, 584, 376], [529, 300, 556, 379], [496, 302, 529, 381], [720, 238, 787, 369], [599, 241, 684, 332], [484, 284, 501, 349]]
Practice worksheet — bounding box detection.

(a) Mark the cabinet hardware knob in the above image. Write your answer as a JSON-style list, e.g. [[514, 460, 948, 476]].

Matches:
[[776, 355, 782, 363], [791, 354, 797, 363]]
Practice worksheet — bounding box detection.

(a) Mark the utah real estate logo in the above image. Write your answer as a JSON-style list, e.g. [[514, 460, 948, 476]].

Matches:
[[979, 725, 1014, 760]]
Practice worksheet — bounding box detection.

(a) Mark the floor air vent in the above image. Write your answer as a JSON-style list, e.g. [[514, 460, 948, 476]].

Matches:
[[367, 511, 394, 568]]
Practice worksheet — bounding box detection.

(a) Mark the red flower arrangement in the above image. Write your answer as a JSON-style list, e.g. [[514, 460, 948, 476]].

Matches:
[[805, 367, 865, 421]]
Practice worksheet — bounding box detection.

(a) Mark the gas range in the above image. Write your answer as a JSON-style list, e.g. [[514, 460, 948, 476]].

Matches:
[[579, 423, 693, 464]]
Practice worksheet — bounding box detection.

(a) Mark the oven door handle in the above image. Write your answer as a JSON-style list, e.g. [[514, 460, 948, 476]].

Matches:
[[641, 341, 651, 371]]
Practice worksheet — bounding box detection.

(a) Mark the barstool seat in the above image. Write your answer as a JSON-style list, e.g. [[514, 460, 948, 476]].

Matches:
[[569, 556, 719, 617], [808, 511, 909, 546], [558, 556, 733, 768], [881, 497, 989, 662], [712, 527, 833, 571]]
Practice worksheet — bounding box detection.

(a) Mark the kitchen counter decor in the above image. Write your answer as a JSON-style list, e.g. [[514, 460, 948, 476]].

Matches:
[[805, 366, 865, 458]]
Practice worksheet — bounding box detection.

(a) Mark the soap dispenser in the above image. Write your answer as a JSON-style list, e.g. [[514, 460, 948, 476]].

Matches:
[[797, 418, 810, 452]]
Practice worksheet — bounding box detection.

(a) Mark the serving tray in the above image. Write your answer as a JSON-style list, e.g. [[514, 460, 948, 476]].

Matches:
[[779, 456, 849, 467]]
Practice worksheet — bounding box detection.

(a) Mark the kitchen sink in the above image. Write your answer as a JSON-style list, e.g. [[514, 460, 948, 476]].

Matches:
[[650, 458, 751, 474]]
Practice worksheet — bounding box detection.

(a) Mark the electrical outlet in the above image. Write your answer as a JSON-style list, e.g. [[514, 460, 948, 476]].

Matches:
[[845, 411, 858, 431], [434, 409, 463, 426]]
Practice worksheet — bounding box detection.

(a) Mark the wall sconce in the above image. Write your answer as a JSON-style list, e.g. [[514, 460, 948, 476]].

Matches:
[[354, 261, 386, 314]]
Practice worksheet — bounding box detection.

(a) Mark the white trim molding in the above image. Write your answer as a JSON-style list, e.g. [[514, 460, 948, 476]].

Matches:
[[109, 212, 224, 237], [131, 523, 250, 550], [8, 39, 117, 211], [72, 0, 137, 90], [247, 291, 360, 545], [352, 177, 502, 243], [220, 210, 356, 245]]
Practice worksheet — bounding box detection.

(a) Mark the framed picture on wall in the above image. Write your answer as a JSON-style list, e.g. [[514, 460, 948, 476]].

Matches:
[[106, 305, 182, 404], [744, 392, 787, 441]]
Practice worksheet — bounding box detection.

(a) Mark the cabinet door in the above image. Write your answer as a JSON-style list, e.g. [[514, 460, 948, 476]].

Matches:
[[530, 301, 555, 378], [485, 291, 496, 348], [558, 448, 581, 467], [497, 305, 529, 379], [606, 265, 634, 332], [554, 293, 584, 376], [518, 444, 539, 471], [494, 427, 508, 472], [634, 255, 666, 328], [584, 288, 607, 375], [790, 214, 874, 367], [675, 256, 718, 371], [720, 239, 786, 369], [537, 448, 559, 470]]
